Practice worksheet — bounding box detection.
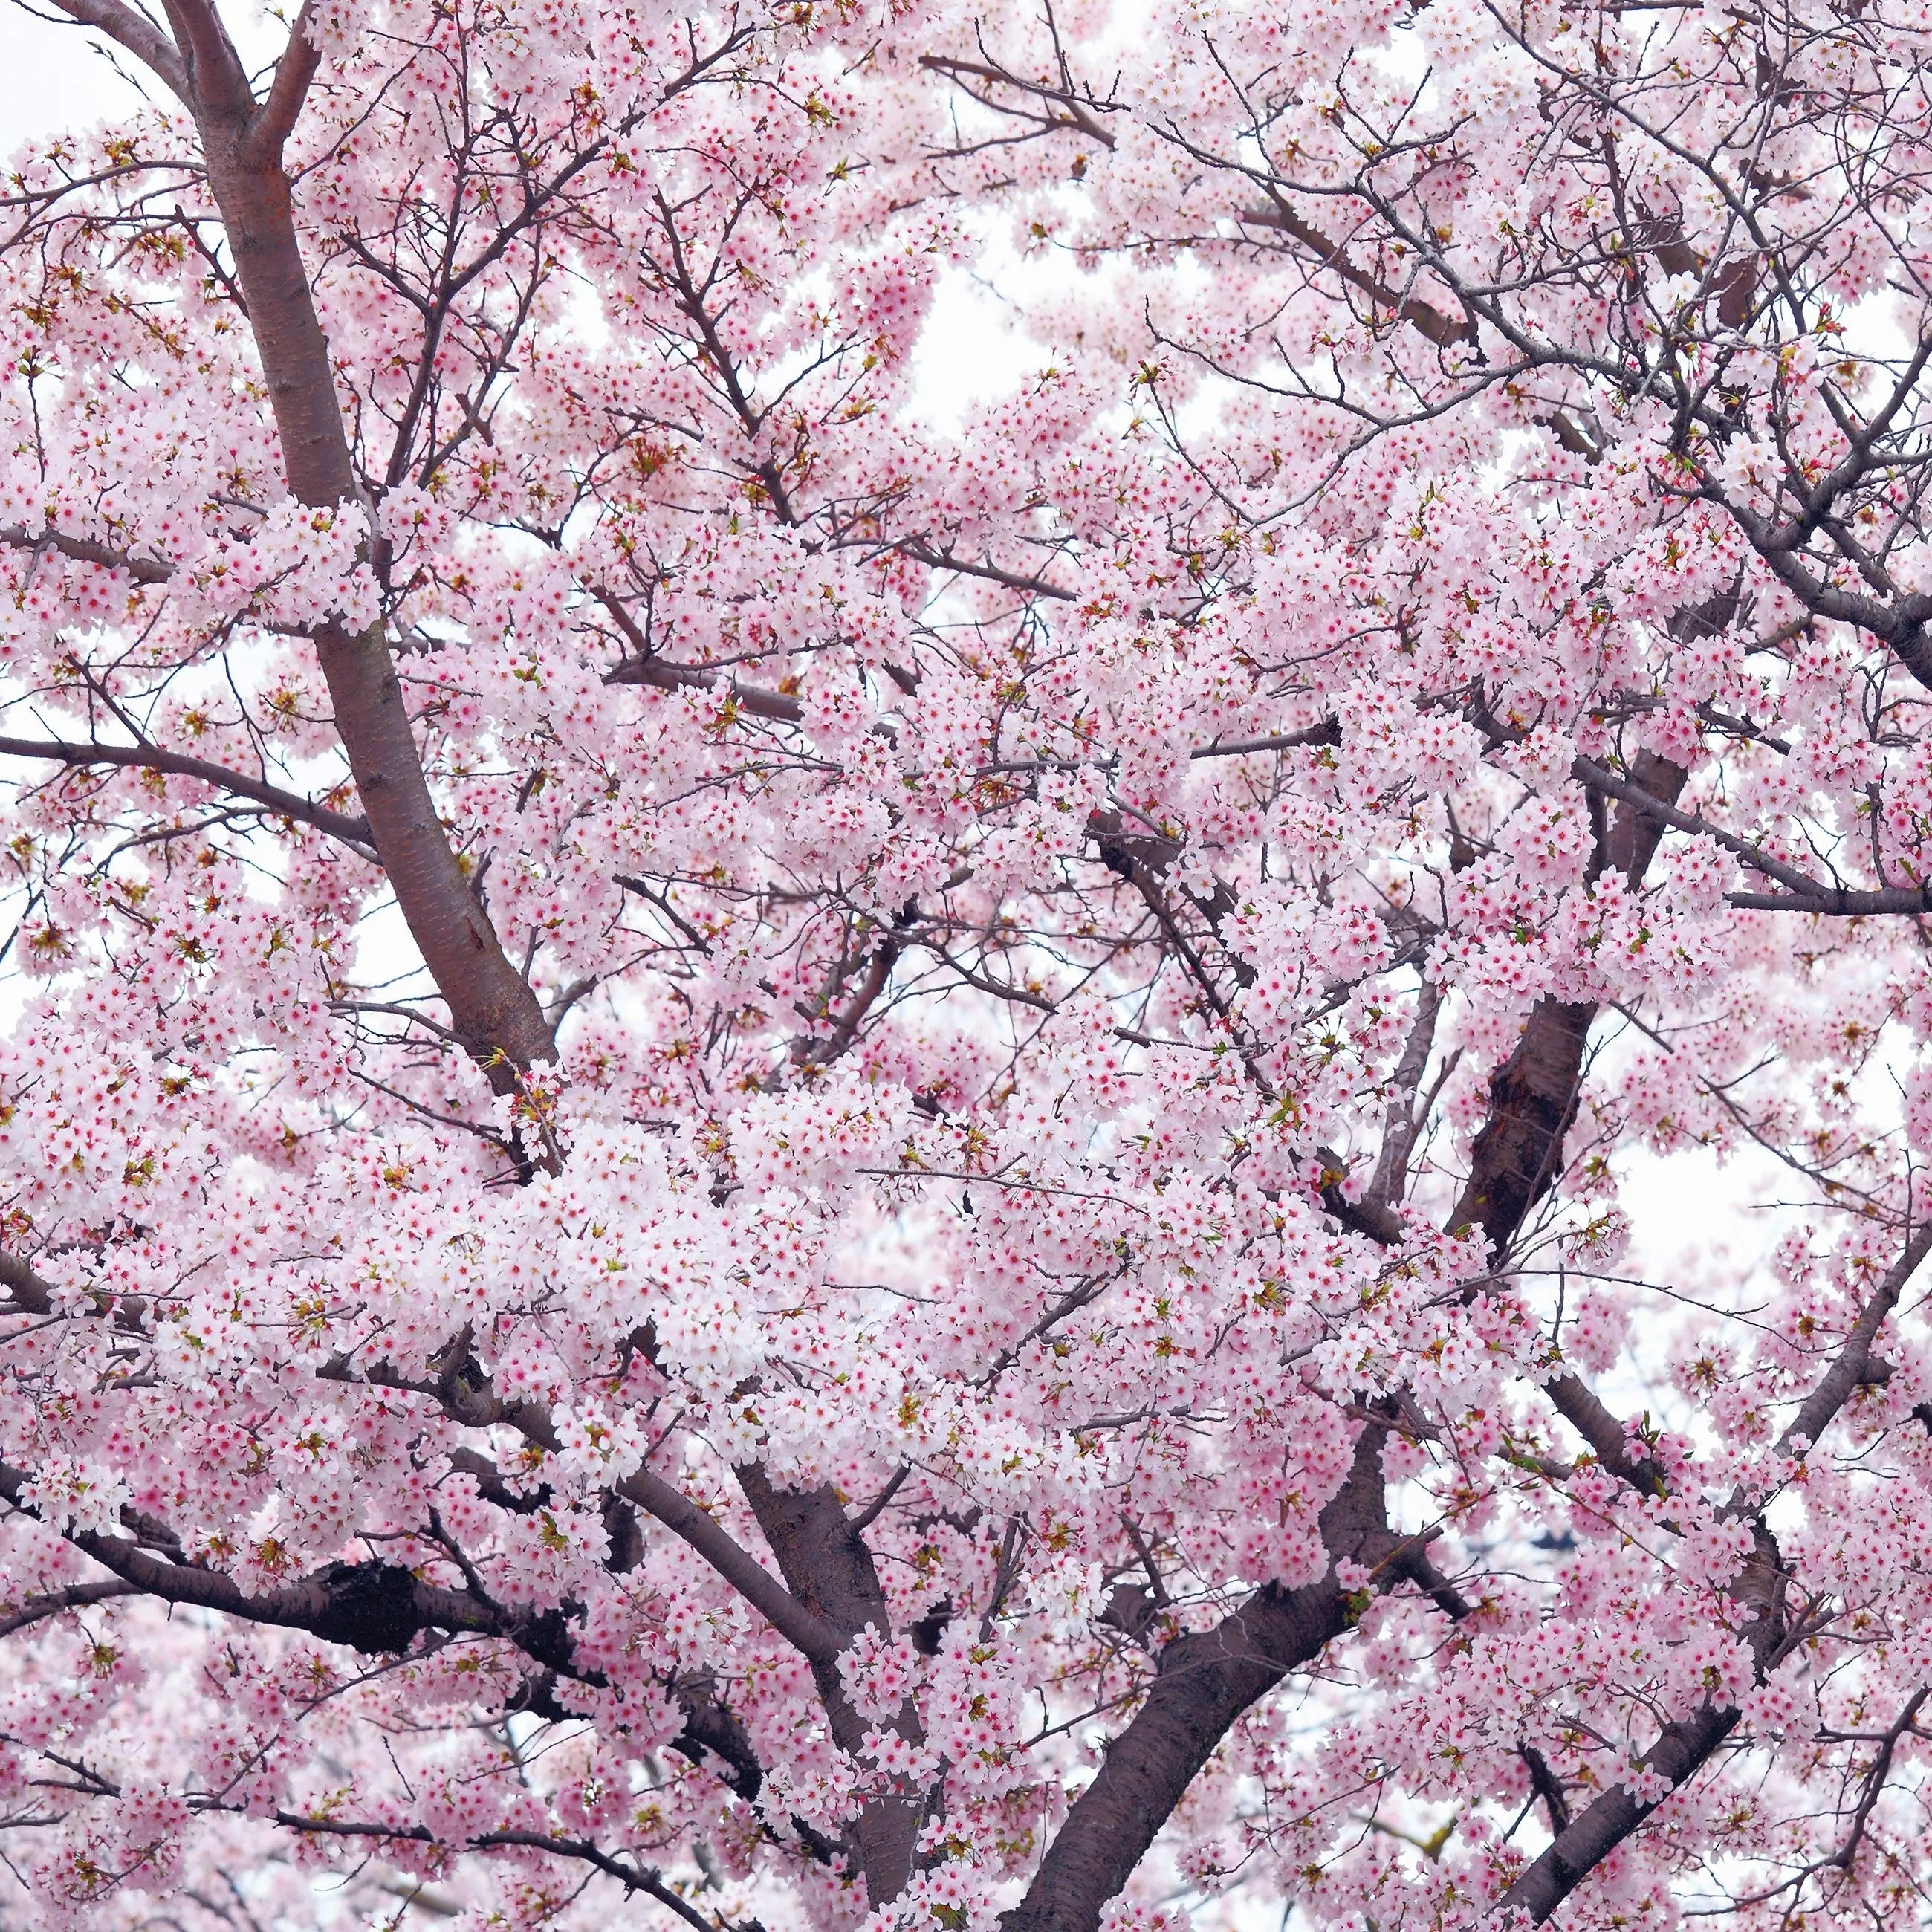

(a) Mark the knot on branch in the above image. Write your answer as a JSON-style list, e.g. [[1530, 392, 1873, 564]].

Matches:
[[1087, 810, 1180, 881], [513, 1604, 580, 1674], [308, 1561, 425, 1655]]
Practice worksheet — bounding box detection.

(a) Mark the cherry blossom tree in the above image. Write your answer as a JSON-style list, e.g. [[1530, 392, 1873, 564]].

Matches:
[[9, 0, 1932, 1928]]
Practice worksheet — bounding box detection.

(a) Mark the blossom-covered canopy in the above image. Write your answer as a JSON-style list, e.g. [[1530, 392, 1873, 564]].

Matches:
[[4, 1, 1932, 1929]]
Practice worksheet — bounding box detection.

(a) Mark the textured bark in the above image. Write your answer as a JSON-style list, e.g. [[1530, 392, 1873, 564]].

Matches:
[[1500, 1706, 1741, 1922], [620, 742, 1702, 1931], [1002, 1582, 1349, 1932], [1451, 996, 1598, 1251], [0, 732, 373, 848], [0, 1454, 508, 1649], [994, 755, 1699, 1932], [1461, 746, 1894, 1922], [1450, 752, 1688, 1254]]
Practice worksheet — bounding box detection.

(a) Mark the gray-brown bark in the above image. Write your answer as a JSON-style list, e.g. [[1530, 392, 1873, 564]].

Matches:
[[1000, 1581, 1353, 1932], [1493, 1514, 1789, 1921]]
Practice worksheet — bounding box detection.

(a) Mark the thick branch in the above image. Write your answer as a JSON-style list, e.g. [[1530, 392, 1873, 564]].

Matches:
[[0, 523, 175, 586], [1451, 998, 1597, 1252], [618, 1466, 846, 1668], [1728, 886, 1932, 916], [1571, 756, 1829, 903], [1499, 1704, 1742, 1922], [1451, 754, 1688, 1252], [158, 0, 253, 113], [1000, 1424, 1398, 1932], [1495, 1216, 1929, 1919], [1773, 1223, 1932, 1461], [321, 1352, 849, 1669], [1494, 1508, 1792, 1919], [0, 1457, 510, 1653], [0, 1251, 55, 1315], [1544, 1370, 1663, 1496], [245, 0, 319, 163], [1243, 201, 1475, 349], [0, 1578, 136, 1638], [733, 1465, 923, 1902], [172, 22, 555, 1071]]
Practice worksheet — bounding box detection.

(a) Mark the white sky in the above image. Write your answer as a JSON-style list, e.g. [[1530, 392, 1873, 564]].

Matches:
[[4, 4, 172, 140]]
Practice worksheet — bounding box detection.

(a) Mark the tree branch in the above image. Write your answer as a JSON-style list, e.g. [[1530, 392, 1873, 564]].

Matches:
[[0, 733, 375, 850], [1451, 754, 1688, 1252], [39, 0, 189, 103], [0, 1578, 136, 1638], [155, 0, 252, 115], [172, 11, 559, 1077], [604, 654, 805, 724], [265, 1811, 751, 1932], [999, 1423, 1399, 1932], [1773, 1222, 1932, 1461], [244, 0, 319, 164], [0, 522, 176, 586], [618, 1466, 846, 1669]]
